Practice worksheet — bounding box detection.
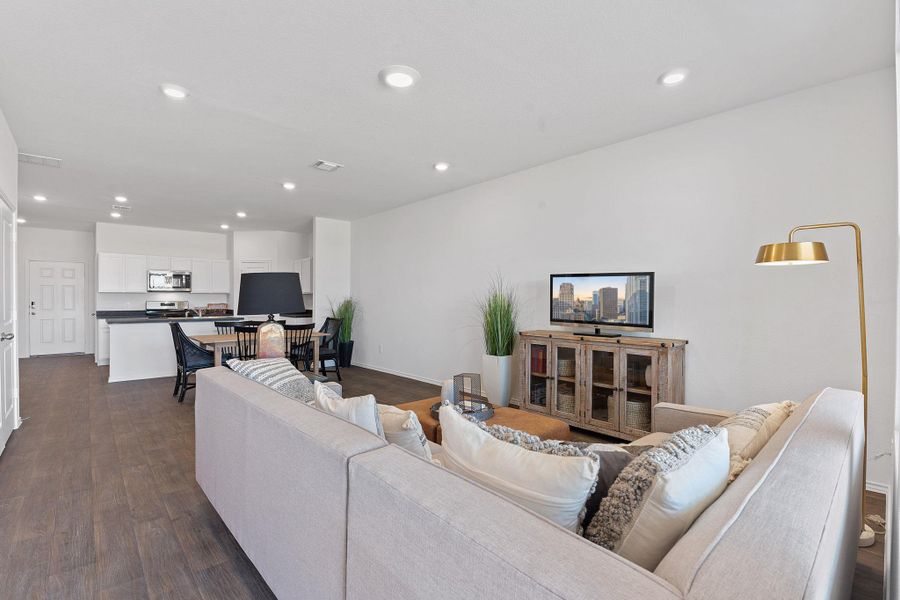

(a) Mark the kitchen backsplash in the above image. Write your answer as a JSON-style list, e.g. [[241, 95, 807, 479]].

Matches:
[[95, 292, 229, 310]]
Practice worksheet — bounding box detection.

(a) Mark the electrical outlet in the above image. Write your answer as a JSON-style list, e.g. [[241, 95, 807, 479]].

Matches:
[[378, 344, 384, 354]]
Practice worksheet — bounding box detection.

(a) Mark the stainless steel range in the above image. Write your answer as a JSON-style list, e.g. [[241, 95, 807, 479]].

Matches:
[[145, 300, 191, 318], [147, 270, 192, 292]]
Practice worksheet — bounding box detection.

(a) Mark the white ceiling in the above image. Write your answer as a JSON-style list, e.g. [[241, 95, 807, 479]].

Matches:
[[0, 1, 894, 233]]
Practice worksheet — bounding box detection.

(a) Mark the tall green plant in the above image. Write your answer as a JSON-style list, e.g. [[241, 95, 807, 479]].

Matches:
[[330, 298, 357, 343], [479, 277, 518, 356]]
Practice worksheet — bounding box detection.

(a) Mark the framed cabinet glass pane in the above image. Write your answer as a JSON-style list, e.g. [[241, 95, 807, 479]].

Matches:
[[587, 347, 617, 429], [623, 352, 654, 433], [552, 345, 579, 419], [526, 342, 549, 411]]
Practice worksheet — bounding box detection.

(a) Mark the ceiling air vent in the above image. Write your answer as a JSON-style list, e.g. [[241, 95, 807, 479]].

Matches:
[[311, 160, 344, 172], [111, 204, 132, 212], [18, 152, 62, 168]]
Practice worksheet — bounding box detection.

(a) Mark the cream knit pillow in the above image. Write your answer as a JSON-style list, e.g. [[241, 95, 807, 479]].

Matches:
[[377, 404, 432, 460], [719, 401, 796, 481]]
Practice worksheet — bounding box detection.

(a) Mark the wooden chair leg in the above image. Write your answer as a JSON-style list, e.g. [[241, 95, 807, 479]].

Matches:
[[173, 371, 181, 396], [179, 373, 189, 403], [334, 360, 342, 382]]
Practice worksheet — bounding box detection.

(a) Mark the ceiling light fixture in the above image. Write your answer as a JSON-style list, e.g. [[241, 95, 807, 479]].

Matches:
[[282, 182, 296, 190], [236, 211, 247, 218], [379, 65, 421, 89], [658, 69, 689, 87], [33, 194, 47, 202], [220, 224, 230, 230], [114, 195, 128, 203], [110, 211, 122, 219], [16, 218, 25, 224], [160, 83, 189, 99], [433, 162, 450, 172]]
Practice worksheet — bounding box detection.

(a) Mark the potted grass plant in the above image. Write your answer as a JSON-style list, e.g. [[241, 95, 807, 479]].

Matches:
[[331, 297, 358, 367], [478, 276, 518, 407]]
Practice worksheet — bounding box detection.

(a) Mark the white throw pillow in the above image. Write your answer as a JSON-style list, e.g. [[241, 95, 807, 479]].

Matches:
[[719, 401, 795, 480], [438, 405, 599, 532], [585, 425, 729, 571], [377, 404, 432, 460], [313, 381, 383, 437]]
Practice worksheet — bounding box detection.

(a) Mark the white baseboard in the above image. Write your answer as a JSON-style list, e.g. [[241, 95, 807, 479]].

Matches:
[[867, 481, 889, 495], [353, 362, 442, 387]]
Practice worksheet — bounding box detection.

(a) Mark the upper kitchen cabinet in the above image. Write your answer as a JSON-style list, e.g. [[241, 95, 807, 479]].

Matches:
[[294, 257, 313, 295], [171, 257, 192, 272], [211, 259, 231, 293], [98, 253, 147, 292], [191, 258, 212, 293], [147, 255, 171, 270], [97, 253, 125, 292]]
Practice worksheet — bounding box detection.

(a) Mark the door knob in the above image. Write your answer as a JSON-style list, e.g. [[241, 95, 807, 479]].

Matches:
[[0, 332, 14, 341]]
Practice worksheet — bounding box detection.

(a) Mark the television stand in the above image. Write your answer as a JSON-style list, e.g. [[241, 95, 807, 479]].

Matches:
[[580, 327, 622, 338]]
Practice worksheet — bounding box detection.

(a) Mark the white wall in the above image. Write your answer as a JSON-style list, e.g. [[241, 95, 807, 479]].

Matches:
[[0, 107, 17, 211], [352, 69, 898, 488], [230, 230, 311, 308], [95, 222, 230, 310], [16, 227, 96, 357], [313, 218, 351, 326]]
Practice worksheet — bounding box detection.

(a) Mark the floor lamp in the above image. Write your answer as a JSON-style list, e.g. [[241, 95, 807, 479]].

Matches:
[[755, 221, 875, 547]]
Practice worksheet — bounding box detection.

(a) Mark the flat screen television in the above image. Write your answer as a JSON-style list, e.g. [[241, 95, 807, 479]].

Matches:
[[550, 272, 654, 335]]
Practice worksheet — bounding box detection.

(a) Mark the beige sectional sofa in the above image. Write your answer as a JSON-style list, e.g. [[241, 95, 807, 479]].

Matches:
[[195, 367, 864, 600]]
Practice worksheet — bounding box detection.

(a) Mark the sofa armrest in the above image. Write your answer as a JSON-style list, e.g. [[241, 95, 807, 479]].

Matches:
[[654, 403, 733, 433]]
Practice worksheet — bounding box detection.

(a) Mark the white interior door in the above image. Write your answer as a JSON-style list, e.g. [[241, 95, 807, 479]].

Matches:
[[29, 261, 85, 355], [0, 199, 18, 452]]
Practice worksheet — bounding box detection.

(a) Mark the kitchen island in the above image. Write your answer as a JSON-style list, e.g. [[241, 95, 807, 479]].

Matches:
[[107, 317, 241, 383]]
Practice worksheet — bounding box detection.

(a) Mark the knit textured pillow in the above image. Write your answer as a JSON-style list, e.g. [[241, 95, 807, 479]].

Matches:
[[584, 425, 729, 571], [718, 401, 796, 481], [226, 357, 314, 404]]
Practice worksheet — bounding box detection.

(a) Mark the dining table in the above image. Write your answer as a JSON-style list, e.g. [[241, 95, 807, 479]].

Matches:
[[190, 331, 327, 374]]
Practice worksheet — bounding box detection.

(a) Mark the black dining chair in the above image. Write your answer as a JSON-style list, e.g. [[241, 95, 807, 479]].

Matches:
[[314, 317, 343, 381], [284, 323, 315, 369], [214, 320, 239, 361], [169, 322, 215, 402], [234, 324, 259, 360]]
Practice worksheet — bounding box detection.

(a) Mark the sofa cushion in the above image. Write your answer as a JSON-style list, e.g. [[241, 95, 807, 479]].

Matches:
[[377, 403, 432, 460], [226, 357, 314, 403], [314, 381, 383, 437], [585, 425, 729, 571], [438, 404, 599, 532], [718, 401, 795, 481]]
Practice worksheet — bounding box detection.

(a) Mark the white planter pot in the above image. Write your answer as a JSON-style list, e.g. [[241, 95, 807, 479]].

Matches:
[[482, 354, 512, 408]]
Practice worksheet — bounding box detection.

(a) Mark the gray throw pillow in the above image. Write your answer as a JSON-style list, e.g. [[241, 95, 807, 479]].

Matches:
[[226, 357, 314, 404]]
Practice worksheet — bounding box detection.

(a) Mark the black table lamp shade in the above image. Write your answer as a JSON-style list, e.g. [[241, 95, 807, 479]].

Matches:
[[238, 272, 305, 316]]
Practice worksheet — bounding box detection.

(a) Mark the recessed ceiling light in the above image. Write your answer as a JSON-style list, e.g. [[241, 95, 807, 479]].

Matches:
[[282, 182, 296, 191], [220, 224, 230, 230], [160, 83, 189, 99], [16, 218, 25, 224], [110, 211, 122, 219], [433, 162, 450, 172], [658, 69, 689, 87], [114, 195, 128, 203], [33, 194, 47, 202], [236, 211, 247, 218], [379, 65, 421, 89]]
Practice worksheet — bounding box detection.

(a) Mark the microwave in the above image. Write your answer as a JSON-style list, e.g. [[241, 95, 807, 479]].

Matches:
[[148, 270, 192, 292]]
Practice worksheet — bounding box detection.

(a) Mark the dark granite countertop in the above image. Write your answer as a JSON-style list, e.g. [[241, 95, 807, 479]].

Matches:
[[104, 316, 243, 325]]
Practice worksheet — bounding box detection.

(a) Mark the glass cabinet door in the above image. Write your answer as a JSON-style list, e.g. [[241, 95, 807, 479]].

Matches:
[[621, 349, 657, 436], [524, 340, 550, 413], [585, 345, 619, 432], [550, 342, 580, 421]]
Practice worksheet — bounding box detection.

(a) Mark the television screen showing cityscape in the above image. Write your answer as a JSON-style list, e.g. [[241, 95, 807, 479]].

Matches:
[[550, 273, 653, 327]]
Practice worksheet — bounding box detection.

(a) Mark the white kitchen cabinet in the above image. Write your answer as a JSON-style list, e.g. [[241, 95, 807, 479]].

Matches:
[[124, 254, 147, 292], [294, 257, 313, 294], [96, 319, 110, 365], [191, 258, 212, 293], [147, 255, 171, 270], [211, 259, 231, 293], [171, 257, 192, 271], [97, 253, 125, 292]]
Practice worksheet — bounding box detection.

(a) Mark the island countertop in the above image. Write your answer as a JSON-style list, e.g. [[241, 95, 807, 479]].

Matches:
[[104, 316, 243, 325]]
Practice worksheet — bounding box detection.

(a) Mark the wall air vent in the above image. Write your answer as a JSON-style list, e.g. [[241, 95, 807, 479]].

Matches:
[[311, 160, 344, 172], [18, 152, 62, 168]]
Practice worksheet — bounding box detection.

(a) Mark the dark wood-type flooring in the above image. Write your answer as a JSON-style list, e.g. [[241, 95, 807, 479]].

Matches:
[[0, 355, 885, 599]]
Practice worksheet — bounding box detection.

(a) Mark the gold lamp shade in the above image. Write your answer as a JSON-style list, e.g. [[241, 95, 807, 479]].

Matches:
[[755, 241, 829, 266]]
